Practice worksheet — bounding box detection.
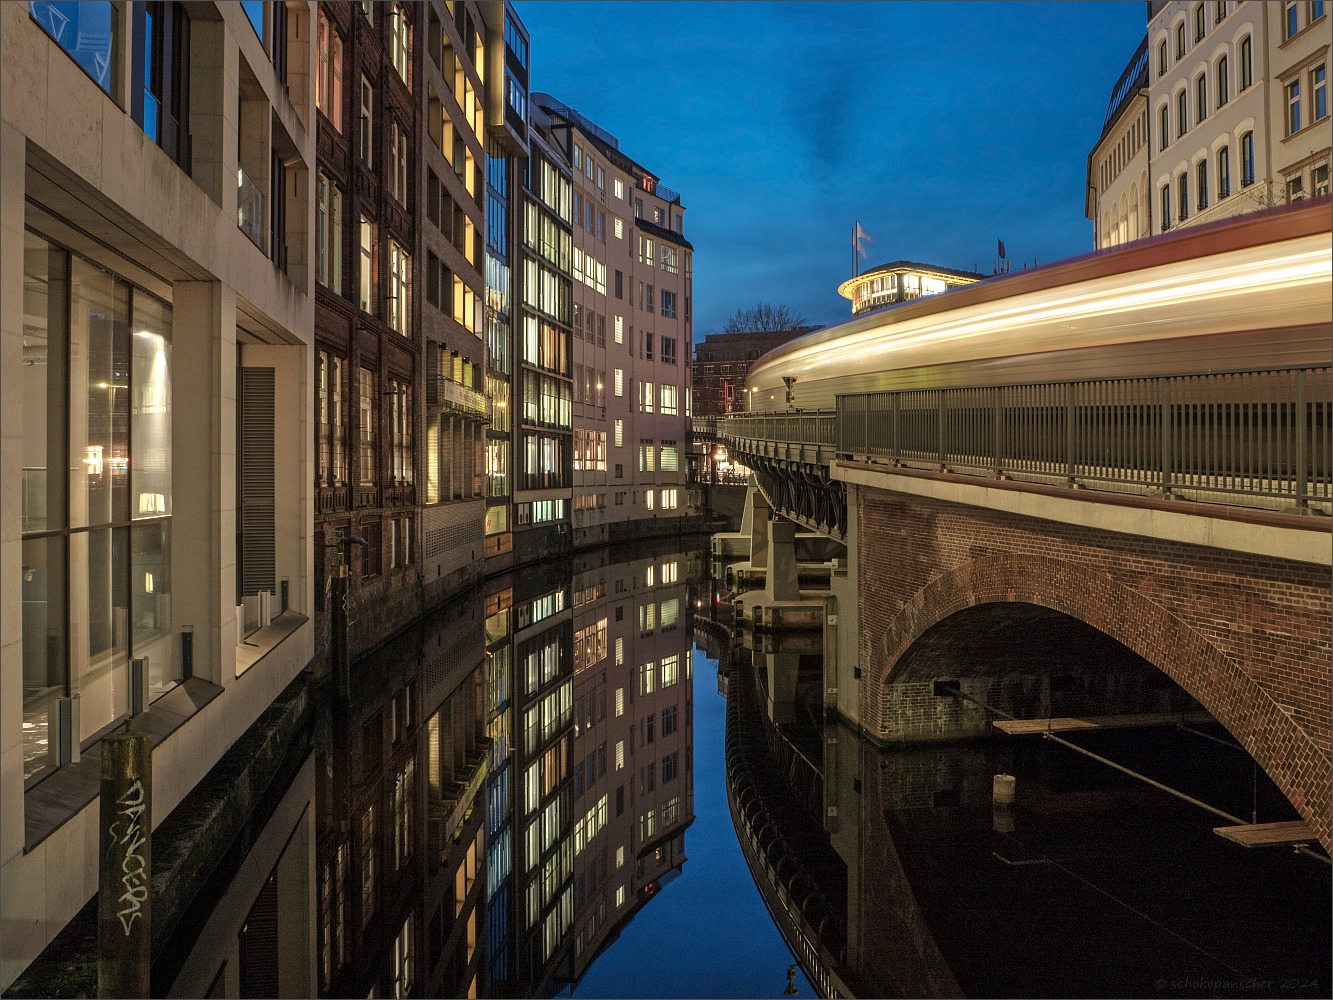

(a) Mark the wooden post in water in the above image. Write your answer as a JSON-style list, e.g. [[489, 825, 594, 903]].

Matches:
[[99, 730, 152, 998]]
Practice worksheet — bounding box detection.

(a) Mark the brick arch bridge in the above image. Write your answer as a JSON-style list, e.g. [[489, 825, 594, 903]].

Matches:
[[857, 491, 1332, 851]]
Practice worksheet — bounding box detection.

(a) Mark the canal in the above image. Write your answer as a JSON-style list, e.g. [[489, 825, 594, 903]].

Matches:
[[260, 531, 1330, 997]]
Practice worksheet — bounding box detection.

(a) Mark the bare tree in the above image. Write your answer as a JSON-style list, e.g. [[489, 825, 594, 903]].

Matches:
[[720, 303, 809, 334]]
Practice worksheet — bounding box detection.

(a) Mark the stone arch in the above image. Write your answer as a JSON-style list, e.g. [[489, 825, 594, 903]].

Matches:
[[870, 552, 1330, 849]]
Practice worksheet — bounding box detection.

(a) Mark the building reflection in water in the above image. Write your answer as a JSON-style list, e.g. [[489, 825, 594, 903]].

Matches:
[[313, 540, 698, 998], [722, 633, 1331, 999]]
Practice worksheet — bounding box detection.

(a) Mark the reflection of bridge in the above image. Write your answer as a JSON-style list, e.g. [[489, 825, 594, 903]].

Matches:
[[717, 207, 1333, 850]]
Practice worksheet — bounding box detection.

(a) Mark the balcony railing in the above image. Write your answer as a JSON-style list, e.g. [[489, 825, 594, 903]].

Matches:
[[237, 167, 267, 253], [427, 376, 490, 420], [720, 367, 1332, 511]]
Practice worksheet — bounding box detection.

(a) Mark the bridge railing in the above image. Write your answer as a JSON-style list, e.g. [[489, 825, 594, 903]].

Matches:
[[836, 366, 1331, 509], [718, 410, 837, 448], [719, 367, 1331, 511]]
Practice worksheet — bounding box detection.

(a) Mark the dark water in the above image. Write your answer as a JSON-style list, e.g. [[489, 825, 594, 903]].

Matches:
[[304, 537, 1328, 999], [726, 643, 1331, 999]]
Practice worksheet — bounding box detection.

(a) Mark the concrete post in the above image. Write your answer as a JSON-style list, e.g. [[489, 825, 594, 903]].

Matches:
[[765, 517, 800, 602], [748, 487, 771, 570], [98, 731, 152, 999]]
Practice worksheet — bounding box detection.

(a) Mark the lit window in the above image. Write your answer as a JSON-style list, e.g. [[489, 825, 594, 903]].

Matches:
[[360, 77, 374, 165], [317, 13, 344, 131], [359, 217, 374, 313], [614, 369, 624, 397], [389, 3, 411, 84], [317, 174, 343, 293]]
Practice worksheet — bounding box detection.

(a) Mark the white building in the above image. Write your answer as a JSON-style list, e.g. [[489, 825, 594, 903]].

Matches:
[[1087, 38, 1151, 248], [3, 3, 317, 991], [1090, 1, 1330, 243]]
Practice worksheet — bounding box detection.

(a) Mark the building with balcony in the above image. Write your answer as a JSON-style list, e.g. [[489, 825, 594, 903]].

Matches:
[[1135, 0, 1329, 238], [535, 96, 695, 547], [3, 2, 318, 992], [512, 103, 575, 561], [837, 261, 983, 317]]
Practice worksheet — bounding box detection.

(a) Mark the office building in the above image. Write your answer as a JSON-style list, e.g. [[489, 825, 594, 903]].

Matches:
[[3, 3, 318, 991]]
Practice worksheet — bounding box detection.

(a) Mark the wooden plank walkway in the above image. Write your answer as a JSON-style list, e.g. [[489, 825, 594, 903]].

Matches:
[[993, 711, 1213, 735], [1213, 820, 1316, 848]]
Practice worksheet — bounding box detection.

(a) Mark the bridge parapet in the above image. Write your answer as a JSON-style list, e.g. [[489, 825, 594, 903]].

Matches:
[[721, 365, 1332, 518]]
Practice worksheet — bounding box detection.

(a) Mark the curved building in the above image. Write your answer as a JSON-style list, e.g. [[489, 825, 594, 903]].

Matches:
[[837, 261, 983, 317]]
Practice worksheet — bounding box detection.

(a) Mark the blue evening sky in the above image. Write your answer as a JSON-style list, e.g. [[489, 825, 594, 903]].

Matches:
[[515, 1, 1146, 334]]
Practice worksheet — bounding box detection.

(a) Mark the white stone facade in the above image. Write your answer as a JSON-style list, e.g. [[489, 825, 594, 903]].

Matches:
[[1, 3, 316, 988], [1146, 0, 1329, 235]]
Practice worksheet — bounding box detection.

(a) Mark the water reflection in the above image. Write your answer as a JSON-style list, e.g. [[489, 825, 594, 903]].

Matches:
[[723, 631, 1331, 999], [312, 539, 701, 997]]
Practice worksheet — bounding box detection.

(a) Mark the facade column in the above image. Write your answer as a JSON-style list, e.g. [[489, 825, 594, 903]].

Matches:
[[170, 280, 237, 687]]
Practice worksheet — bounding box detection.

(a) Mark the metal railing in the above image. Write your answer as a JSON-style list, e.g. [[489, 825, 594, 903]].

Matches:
[[721, 411, 837, 449], [720, 367, 1332, 511], [427, 376, 490, 420]]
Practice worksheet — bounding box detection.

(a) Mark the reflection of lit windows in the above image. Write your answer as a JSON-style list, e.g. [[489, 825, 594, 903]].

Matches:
[[392, 914, 413, 998], [660, 654, 679, 687]]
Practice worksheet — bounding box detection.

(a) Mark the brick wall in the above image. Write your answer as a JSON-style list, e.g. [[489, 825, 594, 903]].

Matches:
[[857, 488, 1332, 848]]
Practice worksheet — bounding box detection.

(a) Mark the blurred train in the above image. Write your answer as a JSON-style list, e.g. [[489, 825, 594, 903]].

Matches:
[[743, 200, 1332, 412]]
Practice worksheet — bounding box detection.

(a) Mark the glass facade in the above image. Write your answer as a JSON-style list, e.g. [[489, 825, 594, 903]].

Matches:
[[21, 232, 175, 784]]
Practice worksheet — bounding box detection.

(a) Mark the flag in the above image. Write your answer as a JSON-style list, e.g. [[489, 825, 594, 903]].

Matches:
[[997, 238, 1006, 259], [855, 222, 874, 259]]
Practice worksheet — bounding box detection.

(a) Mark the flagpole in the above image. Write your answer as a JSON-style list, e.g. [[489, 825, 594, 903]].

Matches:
[[853, 220, 857, 278]]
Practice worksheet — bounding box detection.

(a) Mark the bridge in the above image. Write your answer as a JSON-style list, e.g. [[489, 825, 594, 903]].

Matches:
[[714, 209, 1333, 850]]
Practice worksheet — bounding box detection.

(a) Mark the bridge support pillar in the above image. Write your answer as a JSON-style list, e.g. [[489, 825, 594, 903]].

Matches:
[[763, 651, 800, 725], [765, 518, 801, 602], [749, 489, 773, 570]]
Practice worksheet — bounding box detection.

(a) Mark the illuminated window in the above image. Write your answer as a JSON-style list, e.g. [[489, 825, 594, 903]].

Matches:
[[389, 3, 411, 84], [359, 77, 374, 165], [317, 13, 344, 131], [359, 216, 374, 313], [317, 174, 343, 293]]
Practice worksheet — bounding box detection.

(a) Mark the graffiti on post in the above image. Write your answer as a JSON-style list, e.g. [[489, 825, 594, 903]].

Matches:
[[105, 778, 149, 935]]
